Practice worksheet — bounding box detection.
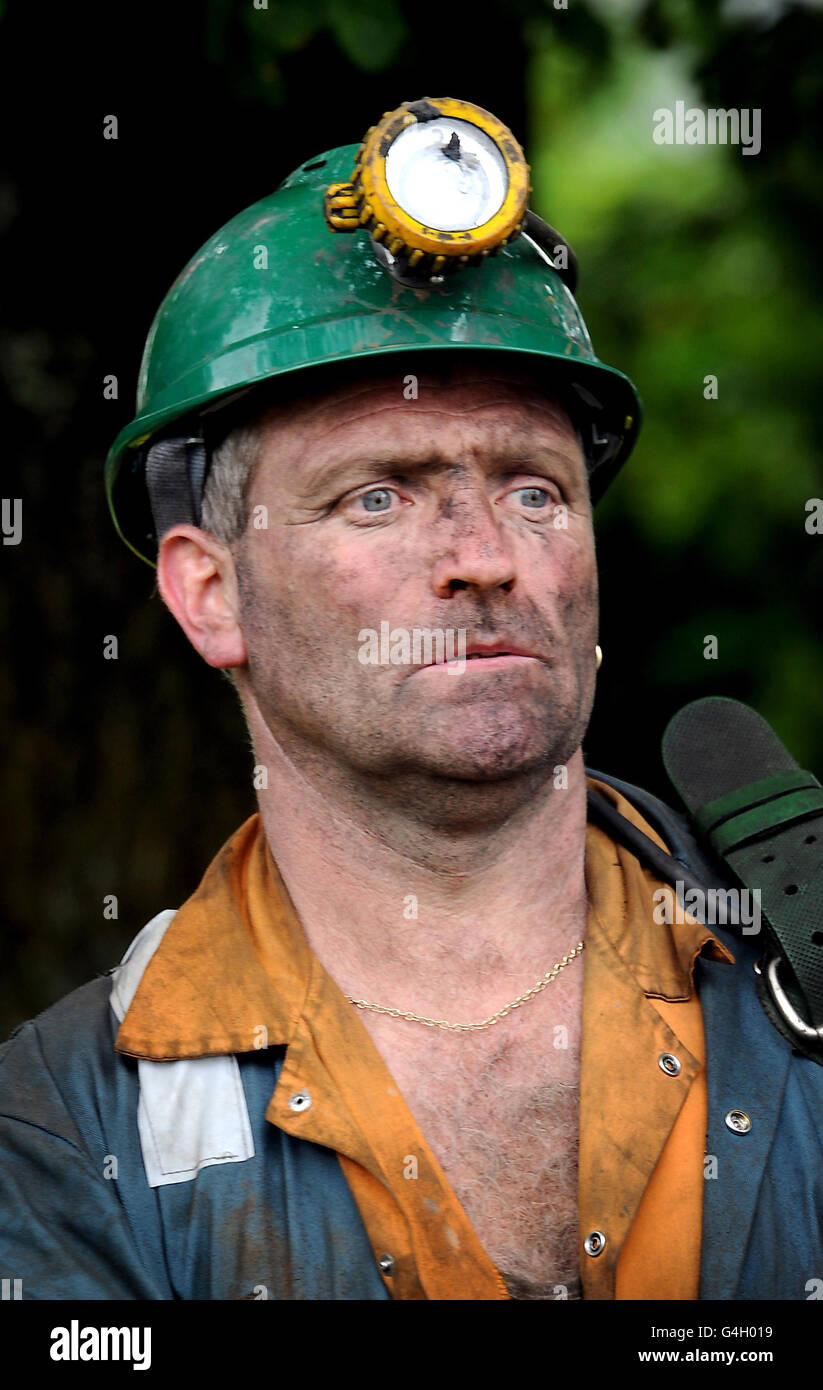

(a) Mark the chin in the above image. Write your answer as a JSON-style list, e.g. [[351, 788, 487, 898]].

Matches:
[[376, 741, 567, 830], [434, 692, 580, 755], [426, 749, 558, 785], [405, 722, 575, 785]]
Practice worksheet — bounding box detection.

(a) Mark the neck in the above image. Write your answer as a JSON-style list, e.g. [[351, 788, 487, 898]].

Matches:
[[245, 706, 589, 1018]]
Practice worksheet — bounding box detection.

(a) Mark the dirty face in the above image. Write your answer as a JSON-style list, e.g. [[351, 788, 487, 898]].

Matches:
[[233, 360, 599, 809]]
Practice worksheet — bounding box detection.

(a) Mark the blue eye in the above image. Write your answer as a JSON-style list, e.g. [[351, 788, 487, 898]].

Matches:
[[360, 488, 393, 512], [518, 487, 550, 508]]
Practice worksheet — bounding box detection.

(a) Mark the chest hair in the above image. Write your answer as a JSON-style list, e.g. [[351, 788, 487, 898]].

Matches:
[[367, 1013, 582, 1300]]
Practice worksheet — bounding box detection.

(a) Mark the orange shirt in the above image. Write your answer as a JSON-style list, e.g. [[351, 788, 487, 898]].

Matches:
[[115, 776, 733, 1300]]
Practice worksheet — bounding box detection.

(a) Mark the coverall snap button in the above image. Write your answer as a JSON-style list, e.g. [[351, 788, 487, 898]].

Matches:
[[658, 1052, 681, 1076], [288, 1089, 311, 1112], [725, 1109, 752, 1134], [584, 1230, 606, 1257], [378, 1254, 395, 1275]]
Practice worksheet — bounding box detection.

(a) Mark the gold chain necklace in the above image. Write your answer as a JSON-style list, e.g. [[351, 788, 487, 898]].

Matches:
[[344, 940, 584, 1032]]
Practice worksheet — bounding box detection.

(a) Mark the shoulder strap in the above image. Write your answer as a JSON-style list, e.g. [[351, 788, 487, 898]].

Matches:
[[587, 751, 823, 1068], [662, 698, 823, 1064], [585, 770, 726, 894]]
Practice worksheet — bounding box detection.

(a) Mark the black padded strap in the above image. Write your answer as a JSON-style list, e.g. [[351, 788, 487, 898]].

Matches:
[[144, 436, 208, 537], [588, 766, 823, 1067], [663, 697, 823, 1034]]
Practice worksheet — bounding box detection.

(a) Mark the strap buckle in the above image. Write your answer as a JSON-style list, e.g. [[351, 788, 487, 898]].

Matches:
[[762, 956, 823, 1043]]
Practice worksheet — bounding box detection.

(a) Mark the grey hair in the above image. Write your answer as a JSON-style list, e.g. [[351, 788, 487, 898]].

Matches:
[[199, 418, 263, 547]]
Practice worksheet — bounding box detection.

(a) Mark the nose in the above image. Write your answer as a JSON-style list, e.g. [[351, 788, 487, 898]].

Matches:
[[430, 485, 517, 597]]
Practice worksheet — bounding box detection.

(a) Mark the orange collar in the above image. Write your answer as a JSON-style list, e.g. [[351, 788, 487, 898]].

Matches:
[[585, 781, 734, 1000], [115, 780, 733, 1063], [115, 814, 309, 1060]]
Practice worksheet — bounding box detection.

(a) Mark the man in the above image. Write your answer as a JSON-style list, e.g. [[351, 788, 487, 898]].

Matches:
[[2, 99, 822, 1302]]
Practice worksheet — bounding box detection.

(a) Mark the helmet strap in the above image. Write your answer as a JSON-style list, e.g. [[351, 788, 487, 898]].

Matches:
[[144, 435, 208, 539]]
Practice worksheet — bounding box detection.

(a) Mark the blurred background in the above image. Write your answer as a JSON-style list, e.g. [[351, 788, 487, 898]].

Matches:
[[1, 0, 822, 1035]]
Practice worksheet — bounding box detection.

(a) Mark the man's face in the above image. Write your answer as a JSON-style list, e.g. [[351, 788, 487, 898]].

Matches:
[[232, 361, 599, 808]]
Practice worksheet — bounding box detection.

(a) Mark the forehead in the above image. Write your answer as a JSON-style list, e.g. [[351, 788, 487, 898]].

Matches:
[[248, 358, 581, 453]]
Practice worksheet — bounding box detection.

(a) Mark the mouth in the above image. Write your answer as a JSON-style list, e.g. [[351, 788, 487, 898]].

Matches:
[[462, 643, 541, 661], [412, 640, 545, 675]]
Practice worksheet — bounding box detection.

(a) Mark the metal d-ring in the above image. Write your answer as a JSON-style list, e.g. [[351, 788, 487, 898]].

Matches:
[[765, 956, 823, 1042]]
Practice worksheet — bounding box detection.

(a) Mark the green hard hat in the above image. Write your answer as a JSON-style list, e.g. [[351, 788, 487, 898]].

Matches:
[[105, 139, 642, 566]]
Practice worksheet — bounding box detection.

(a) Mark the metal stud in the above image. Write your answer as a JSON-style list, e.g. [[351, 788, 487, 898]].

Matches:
[[725, 1109, 752, 1134], [288, 1089, 311, 1113], [584, 1230, 606, 1257]]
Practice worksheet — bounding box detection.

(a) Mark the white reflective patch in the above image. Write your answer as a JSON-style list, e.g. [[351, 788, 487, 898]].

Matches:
[[109, 910, 256, 1189], [109, 910, 177, 1023], [136, 1054, 255, 1188]]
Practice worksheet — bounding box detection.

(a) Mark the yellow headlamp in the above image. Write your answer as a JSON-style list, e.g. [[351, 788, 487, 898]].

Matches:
[[323, 97, 535, 286]]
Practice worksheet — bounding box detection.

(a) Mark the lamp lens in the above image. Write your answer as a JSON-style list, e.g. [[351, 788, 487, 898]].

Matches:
[[384, 118, 508, 232]]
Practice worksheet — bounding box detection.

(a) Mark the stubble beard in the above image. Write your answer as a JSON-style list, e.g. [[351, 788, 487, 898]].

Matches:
[[236, 575, 597, 834]]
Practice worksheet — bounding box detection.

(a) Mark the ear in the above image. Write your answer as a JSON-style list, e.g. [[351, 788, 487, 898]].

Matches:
[[156, 525, 247, 668]]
